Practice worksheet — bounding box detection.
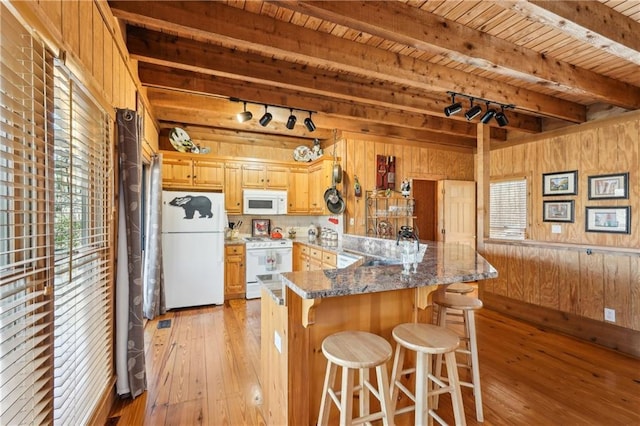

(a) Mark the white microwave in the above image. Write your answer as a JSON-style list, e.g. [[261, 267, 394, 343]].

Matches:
[[243, 189, 288, 215]]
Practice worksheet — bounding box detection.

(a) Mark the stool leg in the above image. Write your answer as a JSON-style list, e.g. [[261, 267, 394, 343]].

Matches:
[[359, 368, 370, 418], [375, 364, 394, 426], [415, 351, 429, 426], [339, 366, 355, 425], [318, 361, 338, 426], [466, 310, 483, 422], [445, 351, 466, 426], [390, 343, 405, 413]]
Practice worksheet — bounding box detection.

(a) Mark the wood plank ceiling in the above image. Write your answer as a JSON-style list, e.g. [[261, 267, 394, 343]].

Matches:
[[108, 0, 640, 150]]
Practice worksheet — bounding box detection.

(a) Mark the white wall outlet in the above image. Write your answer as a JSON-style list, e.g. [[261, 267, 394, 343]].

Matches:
[[604, 308, 616, 322], [551, 225, 561, 234], [274, 330, 282, 354], [349, 217, 355, 226]]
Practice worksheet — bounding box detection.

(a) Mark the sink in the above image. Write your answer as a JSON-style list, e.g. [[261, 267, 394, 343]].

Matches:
[[361, 258, 402, 267]]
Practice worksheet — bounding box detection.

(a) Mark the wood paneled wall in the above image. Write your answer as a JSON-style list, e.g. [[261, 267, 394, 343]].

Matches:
[[485, 111, 640, 352], [338, 135, 475, 235]]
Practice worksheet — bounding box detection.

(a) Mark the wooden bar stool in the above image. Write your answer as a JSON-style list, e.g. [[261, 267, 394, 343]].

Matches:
[[390, 323, 466, 426], [434, 293, 484, 422], [446, 282, 475, 295], [318, 330, 395, 426]]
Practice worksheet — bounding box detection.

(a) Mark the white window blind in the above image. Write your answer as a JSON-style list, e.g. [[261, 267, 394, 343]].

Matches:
[[1, 5, 55, 425], [490, 178, 527, 240], [52, 64, 113, 425]]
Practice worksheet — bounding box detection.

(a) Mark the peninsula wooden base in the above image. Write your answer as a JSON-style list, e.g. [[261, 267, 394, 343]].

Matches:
[[261, 286, 436, 425]]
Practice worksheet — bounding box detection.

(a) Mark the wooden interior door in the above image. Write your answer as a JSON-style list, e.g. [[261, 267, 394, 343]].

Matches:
[[438, 180, 476, 246], [413, 179, 438, 241]]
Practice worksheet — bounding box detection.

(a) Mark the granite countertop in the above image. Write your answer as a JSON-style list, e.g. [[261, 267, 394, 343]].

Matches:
[[258, 234, 498, 305]]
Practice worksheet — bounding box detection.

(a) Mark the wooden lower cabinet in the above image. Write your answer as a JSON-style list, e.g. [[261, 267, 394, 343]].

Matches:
[[294, 242, 337, 271], [224, 244, 245, 300]]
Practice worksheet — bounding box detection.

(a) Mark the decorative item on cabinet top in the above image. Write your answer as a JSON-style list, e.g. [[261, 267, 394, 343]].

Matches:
[[168, 127, 210, 154]]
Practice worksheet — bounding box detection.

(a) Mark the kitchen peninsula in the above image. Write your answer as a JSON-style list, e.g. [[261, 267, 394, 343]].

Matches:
[[259, 235, 497, 425]]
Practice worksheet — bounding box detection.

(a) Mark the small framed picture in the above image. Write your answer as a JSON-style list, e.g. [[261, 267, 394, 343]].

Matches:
[[585, 206, 631, 234], [252, 219, 270, 237], [543, 200, 574, 223], [542, 170, 578, 196], [588, 172, 629, 200]]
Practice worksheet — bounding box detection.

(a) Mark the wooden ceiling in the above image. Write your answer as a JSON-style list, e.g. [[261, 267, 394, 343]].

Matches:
[[108, 1, 640, 150]]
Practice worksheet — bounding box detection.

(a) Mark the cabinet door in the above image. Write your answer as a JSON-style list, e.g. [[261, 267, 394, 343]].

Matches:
[[224, 163, 243, 214], [308, 161, 331, 214], [265, 165, 289, 189], [322, 250, 337, 268], [225, 245, 245, 299], [162, 156, 193, 188], [241, 163, 266, 188], [193, 160, 224, 189], [288, 167, 309, 214]]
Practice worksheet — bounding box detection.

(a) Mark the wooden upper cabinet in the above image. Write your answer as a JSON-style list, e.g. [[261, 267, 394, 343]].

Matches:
[[162, 156, 193, 188], [288, 166, 309, 214], [224, 162, 243, 214], [162, 153, 223, 190], [241, 163, 289, 189], [308, 160, 334, 214], [193, 159, 224, 189]]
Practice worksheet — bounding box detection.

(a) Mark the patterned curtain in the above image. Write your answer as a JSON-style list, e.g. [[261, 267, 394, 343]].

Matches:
[[115, 108, 146, 398], [144, 154, 166, 319]]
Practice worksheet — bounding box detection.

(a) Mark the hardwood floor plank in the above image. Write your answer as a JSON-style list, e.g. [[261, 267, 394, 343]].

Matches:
[[108, 300, 640, 426]]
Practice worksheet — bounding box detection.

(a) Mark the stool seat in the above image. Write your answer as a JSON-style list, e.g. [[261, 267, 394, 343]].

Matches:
[[446, 283, 475, 295], [318, 331, 394, 426], [390, 323, 466, 426], [322, 331, 392, 368], [433, 292, 483, 310], [392, 323, 459, 355]]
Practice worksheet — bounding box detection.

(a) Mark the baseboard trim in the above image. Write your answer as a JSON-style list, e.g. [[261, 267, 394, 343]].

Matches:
[[481, 292, 640, 359]]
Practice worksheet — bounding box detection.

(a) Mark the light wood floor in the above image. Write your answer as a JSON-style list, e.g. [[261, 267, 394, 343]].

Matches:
[[108, 299, 640, 425]]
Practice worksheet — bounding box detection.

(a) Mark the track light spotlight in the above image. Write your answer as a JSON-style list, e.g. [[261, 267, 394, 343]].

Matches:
[[286, 109, 297, 129], [236, 102, 253, 123], [259, 106, 272, 127], [495, 106, 509, 127], [480, 102, 496, 124], [465, 99, 482, 121], [444, 94, 462, 117], [304, 112, 316, 132]]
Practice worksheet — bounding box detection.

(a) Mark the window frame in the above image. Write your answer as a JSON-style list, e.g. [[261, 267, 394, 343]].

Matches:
[[489, 175, 530, 241]]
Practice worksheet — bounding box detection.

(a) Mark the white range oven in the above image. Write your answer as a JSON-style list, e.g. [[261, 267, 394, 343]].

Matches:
[[244, 237, 293, 299]]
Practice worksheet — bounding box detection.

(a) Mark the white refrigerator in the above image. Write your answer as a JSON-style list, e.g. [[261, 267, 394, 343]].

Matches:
[[162, 190, 225, 309]]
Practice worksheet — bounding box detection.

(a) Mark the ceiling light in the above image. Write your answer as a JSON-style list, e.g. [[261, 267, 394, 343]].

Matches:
[[444, 94, 462, 116], [259, 106, 272, 127], [304, 112, 316, 132], [480, 102, 496, 124], [286, 109, 297, 129], [465, 99, 482, 121], [236, 102, 252, 123], [495, 106, 509, 127]]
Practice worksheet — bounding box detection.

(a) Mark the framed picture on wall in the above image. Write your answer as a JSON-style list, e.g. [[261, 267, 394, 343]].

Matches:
[[588, 172, 629, 200], [585, 206, 631, 234], [252, 219, 270, 237], [542, 170, 578, 196], [543, 200, 574, 223]]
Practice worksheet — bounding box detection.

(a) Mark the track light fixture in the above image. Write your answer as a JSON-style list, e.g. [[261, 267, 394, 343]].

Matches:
[[444, 91, 515, 127], [259, 105, 272, 127], [230, 97, 316, 131], [304, 112, 316, 132], [236, 102, 253, 123], [444, 93, 462, 117], [464, 99, 482, 121], [286, 109, 297, 129], [480, 102, 496, 124], [495, 106, 509, 127]]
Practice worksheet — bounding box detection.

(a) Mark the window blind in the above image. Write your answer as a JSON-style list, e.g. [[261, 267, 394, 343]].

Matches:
[[52, 64, 113, 425], [1, 5, 55, 425], [490, 178, 527, 240]]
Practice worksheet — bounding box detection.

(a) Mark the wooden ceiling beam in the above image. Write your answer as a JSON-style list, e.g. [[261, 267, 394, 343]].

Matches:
[[148, 90, 477, 149], [504, 1, 640, 66], [109, 0, 586, 122], [274, 0, 640, 110], [127, 27, 539, 134]]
